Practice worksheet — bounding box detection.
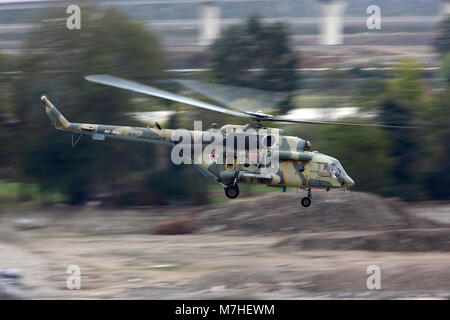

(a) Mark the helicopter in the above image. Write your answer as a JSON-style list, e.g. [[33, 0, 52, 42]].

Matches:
[[40, 74, 414, 207]]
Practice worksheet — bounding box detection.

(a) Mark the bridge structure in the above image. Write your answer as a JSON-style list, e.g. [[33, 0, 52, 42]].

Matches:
[[441, 0, 450, 17], [317, 0, 347, 45], [0, 0, 445, 49]]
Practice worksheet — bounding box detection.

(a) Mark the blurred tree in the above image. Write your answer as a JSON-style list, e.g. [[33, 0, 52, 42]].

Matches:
[[440, 52, 450, 83], [380, 59, 430, 200], [388, 59, 424, 107], [0, 53, 7, 167], [208, 15, 299, 114], [423, 97, 450, 199], [318, 69, 351, 108], [9, 6, 169, 204], [321, 124, 394, 195], [354, 77, 387, 111], [434, 16, 450, 55], [423, 59, 450, 199], [0, 54, 16, 172], [352, 59, 437, 200], [138, 111, 210, 205]]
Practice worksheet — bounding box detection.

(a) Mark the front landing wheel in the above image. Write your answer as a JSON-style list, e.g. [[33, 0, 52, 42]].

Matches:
[[224, 185, 240, 199], [301, 197, 311, 208]]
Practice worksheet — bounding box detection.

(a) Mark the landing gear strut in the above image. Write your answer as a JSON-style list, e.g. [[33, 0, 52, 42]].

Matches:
[[300, 188, 312, 207], [224, 184, 240, 199]]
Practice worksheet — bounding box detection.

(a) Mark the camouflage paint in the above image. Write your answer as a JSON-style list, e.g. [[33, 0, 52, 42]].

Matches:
[[41, 96, 354, 190]]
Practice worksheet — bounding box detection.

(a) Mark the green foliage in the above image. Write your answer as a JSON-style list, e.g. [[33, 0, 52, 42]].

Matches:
[[434, 17, 450, 55], [383, 60, 429, 199], [0, 182, 67, 205], [1, 7, 449, 206], [422, 83, 450, 199], [208, 15, 299, 114], [142, 164, 209, 205], [0, 54, 11, 168], [354, 59, 438, 200], [388, 59, 424, 108], [321, 124, 393, 195], [440, 53, 450, 83], [354, 77, 387, 111], [8, 6, 167, 204]]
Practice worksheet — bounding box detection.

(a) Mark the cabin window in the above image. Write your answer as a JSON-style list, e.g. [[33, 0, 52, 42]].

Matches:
[[331, 163, 341, 177], [320, 163, 330, 173], [318, 162, 331, 177]]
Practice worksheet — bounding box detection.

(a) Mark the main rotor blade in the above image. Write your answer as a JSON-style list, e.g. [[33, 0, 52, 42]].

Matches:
[[173, 79, 287, 113], [85, 74, 256, 120], [270, 116, 420, 129], [85, 75, 419, 129]]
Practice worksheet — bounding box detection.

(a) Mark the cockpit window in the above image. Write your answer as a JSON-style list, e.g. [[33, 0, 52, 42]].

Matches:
[[331, 163, 340, 176], [331, 160, 346, 176]]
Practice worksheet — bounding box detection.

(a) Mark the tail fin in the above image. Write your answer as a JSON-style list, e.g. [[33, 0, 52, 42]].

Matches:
[[41, 96, 70, 128]]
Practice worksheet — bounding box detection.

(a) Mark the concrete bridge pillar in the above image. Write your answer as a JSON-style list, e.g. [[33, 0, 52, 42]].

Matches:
[[440, 0, 450, 19], [199, 1, 221, 46], [318, 0, 347, 45]]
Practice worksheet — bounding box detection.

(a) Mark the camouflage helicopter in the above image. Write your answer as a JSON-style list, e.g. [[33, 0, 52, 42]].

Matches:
[[40, 75, 412, 207]]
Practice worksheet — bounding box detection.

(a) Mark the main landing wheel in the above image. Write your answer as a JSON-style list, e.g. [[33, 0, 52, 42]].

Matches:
[[224, 184, 240, 199], [301, 197, 311, 208]]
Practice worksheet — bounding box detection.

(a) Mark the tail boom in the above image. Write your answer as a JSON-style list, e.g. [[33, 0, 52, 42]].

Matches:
[[40, 96, 175, 146], [41, 95, 70, 128]]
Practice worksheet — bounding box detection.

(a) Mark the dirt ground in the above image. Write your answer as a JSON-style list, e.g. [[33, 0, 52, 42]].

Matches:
[[0, 190, 449, 299]]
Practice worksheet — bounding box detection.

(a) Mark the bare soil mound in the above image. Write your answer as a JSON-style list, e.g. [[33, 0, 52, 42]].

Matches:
[[274, 229, 450, 252], [199, 191, 441, 236], [187, 265, 450, 296]]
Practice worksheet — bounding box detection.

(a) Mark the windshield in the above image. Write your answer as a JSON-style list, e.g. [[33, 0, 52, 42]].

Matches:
[[331, 160, 346, 177]]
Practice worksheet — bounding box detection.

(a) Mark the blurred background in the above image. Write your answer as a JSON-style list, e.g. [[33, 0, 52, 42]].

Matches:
[[0, 0, 449, 300]]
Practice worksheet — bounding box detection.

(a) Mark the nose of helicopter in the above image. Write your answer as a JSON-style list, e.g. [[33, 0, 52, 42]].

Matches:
[[343, 176, 355, 188]]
